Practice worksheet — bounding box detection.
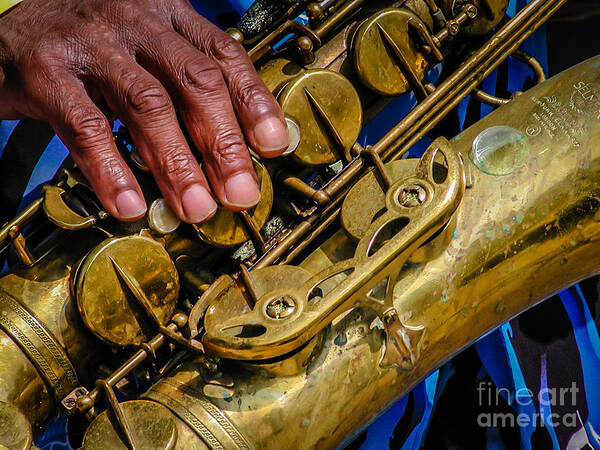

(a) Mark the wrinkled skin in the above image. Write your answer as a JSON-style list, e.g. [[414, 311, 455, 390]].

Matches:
[[0, 0, 289, 223]]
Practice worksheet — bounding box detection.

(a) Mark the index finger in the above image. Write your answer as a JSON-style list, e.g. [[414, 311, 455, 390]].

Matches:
[[171, 2, 289, 157]]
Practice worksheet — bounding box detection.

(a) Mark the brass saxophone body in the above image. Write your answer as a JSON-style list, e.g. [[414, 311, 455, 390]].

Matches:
[[0, 0, 593, 448], [143, 56, 600, 449]]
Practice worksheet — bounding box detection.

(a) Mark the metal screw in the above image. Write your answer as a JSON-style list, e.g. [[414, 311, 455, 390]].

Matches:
[[398, 184, 427, 207], [448, 21, 460, 36], [465, 4, 478, 19], [265, 296, 296, 319]]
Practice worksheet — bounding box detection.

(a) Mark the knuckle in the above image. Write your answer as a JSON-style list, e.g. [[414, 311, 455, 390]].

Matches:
[[25, 39, 67, 68], [158, 148, 198, 183], [210, 34, 246, 61], [231, 78, 271, 111], [179, 57, 223, 93], [124, 77, 173, 118], [25, 46, 50, 67], [64, 106, 111, 147], [209, 127, 248, 166], [93, 152, 129, 183]]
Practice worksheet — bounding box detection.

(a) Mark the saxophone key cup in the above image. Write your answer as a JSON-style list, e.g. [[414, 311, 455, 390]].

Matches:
[[82, 400, 179, 450], [74, 235, 180, 347], [277, 69, 363, 166], [193, 160, 274, 248], [353, 8, 431, 97]]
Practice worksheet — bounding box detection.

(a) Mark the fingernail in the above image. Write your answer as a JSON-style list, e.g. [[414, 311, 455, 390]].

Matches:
[[254, 117, 289, 153], [115, 190, 147, 219], [182, 184, 218, 223], [225, 173, 260, 208]]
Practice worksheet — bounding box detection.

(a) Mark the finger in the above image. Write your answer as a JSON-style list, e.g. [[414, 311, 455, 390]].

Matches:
[[89, 51, 218, 223], [134, 32, 261, 210], [170, 3, 289, 157], [36, 72, 147, 221]]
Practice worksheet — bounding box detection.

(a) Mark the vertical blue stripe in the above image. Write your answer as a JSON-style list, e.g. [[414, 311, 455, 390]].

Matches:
[[400, 371, 440, 450], [476, 324, 538, 450], [538, 353, 560, 450], [17, 135, 69, 212], [560, 286, 600, 449], [481, 68, 497, 118], [359, 396, 409, 450], [0, 120, 19, 159], [457, 94, 471, 131], [574, 285, 600, 361]]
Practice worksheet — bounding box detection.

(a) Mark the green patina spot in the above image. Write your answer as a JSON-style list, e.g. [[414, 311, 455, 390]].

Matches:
[[334, 333, 348, 346]]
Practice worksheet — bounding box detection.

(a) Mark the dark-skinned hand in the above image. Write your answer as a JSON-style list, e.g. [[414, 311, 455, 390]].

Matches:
[[0, 0, 289, 223]]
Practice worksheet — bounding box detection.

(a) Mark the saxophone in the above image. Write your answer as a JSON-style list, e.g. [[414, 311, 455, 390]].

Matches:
[[0, 0, 594, 448]]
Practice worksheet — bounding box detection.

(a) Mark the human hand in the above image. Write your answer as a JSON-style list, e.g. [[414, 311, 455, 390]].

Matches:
[[0, 0, 288, 223]]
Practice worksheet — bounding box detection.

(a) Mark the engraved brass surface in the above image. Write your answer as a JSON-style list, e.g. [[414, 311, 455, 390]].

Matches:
[[193, 161, 273, 248], [0, 288, 79, 403], [0, 232, 104, 432], [144, 379, 253, 450], [278, 69, 363, 166], [75, 236, 179, 347], [353, 8, 430, 96]]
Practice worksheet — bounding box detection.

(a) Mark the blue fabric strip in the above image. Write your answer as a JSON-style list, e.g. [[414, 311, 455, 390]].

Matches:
[[0, 120, 19, 159], [538, 352, 561, 450], [476, 323, 538, 449], [17, 135, 69, 212], [400, 371, 440, 450], [359, 396, 409, 449], [560, 286, 600, 450]]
